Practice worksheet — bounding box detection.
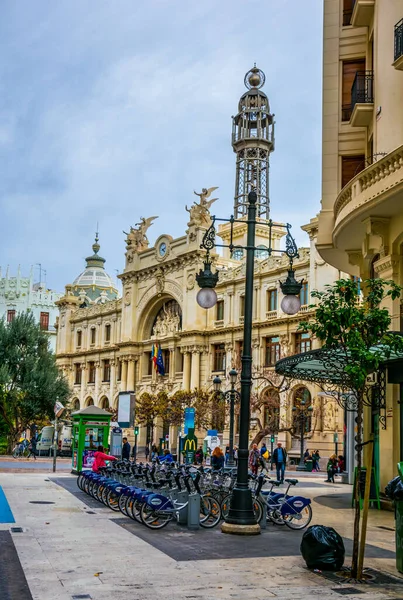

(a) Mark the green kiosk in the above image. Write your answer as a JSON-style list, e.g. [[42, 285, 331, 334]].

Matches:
[[71, 406, 112, 473]]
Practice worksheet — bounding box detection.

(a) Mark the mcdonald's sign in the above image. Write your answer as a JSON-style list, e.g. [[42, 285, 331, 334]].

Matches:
[[183, 428, 197, 465]]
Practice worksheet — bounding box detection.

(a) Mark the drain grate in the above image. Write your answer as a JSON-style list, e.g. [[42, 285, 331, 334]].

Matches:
[[29, 501, 55, 505], [72, 595, 92, 599], [331, 589, 365, 596], [10, 527, 23, 533]]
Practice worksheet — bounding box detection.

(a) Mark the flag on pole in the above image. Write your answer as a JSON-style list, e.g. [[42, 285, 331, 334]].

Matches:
[[151, 344, 158, 370], [156, 344, 165, 376]]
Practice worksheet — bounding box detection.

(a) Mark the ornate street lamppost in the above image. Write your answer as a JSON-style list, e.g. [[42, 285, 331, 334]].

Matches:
[[292, 396, 313, 471], [195, 191, 302, 534], [213, 369, 240, 468]]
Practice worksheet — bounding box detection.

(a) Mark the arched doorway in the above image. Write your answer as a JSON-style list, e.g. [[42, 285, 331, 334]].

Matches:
[[71, 398, 80, 412], [292, 387, 312, 435], [99, 396, 110, 410]]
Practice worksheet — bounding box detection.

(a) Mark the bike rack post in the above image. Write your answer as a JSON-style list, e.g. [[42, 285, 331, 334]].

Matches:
[[176, 491, 189, 525], [187, 493, 200, 530]]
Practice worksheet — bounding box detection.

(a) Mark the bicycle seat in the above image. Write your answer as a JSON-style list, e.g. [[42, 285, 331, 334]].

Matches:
[[284, 478, 298, 485]]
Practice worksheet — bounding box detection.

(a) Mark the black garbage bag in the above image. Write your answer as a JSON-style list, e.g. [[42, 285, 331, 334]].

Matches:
[[393, 480, 403, 500], [385, 476, 401, 499], [300, 525, 345, 571]]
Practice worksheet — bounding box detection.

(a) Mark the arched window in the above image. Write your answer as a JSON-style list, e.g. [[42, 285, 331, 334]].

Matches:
[[292, 387, 312, 434], [85, 397, 94, 407], [71, 398, 80, 412], [99, 396, 110, 410], [262, 388, 280, 432]]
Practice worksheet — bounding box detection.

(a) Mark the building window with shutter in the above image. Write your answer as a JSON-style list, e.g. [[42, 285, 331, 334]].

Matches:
[[342, 59, 365, 121], [265, 337, 280, 366], [213, 343, 226, 371], [7, 310, 16, 323], [90, 327, 96, 345], [216, 300, 224, 321], [76, 330, 82, 348], [341, 155, 365, 189], [88, 361, 96, 384], [267, 289, 278, 311], [74, 364, 82, 385], [40, 312, 49, 331], [300, 282, 309, 306], [103, 360, 110, 382], [105, 324, 111, 342], [295, 333, 312, 354]]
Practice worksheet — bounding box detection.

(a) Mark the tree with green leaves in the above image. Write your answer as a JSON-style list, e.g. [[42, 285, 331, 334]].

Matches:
[[300, 278, 403, 579], [0, 312, 70, 451]]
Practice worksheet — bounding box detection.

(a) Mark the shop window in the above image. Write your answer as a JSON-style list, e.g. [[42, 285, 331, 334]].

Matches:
[[40, 312, 49, 331], [216, 300, 224, 321], [103, 359, 110, 382], [74, 364, 82, 385], [7, 310, 15, 323], [88, 361, 96, 384], [265, 336, 280, 366], [105, 323, 111, 342], [213, 343, 226, 372], [76, 330, 82, 348], [295, 332, 312, 354], [267, 288, 278, 311]]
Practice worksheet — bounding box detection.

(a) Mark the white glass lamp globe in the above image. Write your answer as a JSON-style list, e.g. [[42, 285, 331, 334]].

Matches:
[[196, 288, 217, 309], [281, 294, 301, 315]]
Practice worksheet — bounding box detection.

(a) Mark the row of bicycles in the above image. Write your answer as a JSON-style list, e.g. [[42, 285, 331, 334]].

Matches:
[[76, 459, 313, 530]]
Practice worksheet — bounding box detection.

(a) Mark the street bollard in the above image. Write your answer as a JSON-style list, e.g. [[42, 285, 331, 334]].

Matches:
[[187, 493, 200, 530], [176, 491, 189, 525]]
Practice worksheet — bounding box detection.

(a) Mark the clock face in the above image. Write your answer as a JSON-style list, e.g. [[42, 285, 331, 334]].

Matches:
[[159, 242, 167, 257]]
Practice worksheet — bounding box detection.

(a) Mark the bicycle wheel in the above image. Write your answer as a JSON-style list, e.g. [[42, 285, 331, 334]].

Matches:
[[12, 449, 19, 459], [252, 499, 264, 523], [220, 493, 231, 520], [140, 504, 171, 529], [267, 508, 286, 526], [76, 474, 85, 491], [119, 494, 129, 516], [129, 499, 143, 523], [200, 496, 221, 528], [106, 489, 121, 512], [284, 504, 312, 530], [22, 447, 30, 458]]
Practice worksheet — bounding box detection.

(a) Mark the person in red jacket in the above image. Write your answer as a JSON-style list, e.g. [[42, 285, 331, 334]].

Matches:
[[91, 446, 117, 473]]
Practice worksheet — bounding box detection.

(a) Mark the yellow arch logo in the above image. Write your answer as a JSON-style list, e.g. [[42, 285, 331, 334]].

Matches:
[[184, 439, 196, 451]]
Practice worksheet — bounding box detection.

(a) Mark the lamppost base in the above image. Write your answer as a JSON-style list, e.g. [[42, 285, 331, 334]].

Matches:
[[221, 522, 261, 535]]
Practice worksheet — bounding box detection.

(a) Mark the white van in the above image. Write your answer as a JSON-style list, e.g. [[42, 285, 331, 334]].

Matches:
[[58, 424, 72, 456], [36, 426, 54, 456]]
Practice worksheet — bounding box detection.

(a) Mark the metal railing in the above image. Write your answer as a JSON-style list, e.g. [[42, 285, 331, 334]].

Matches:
[[395, 18, 403, 61], [351, 71, 374, 110]]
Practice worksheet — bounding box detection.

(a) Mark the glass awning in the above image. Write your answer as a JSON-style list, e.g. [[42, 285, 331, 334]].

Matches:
[[275, 333, 403, 387]]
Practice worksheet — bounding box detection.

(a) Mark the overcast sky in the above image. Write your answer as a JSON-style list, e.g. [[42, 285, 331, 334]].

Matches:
[[0, 1, 323, 292]]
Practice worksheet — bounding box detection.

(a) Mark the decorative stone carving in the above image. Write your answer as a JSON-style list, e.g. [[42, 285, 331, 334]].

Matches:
[[186, 273, 196, 290], [186, 187, 218, 227], [124, 216, 158, 253], [280, 334, 291, 357], [155, 267, 165, 296], [151, 301, 181, 338]]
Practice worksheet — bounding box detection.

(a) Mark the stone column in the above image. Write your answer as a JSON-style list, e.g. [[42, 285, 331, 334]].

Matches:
[[190, 348, 201, 391], [254, 284, 260, 321], [121, 359, 128, 392], [127, 358, 135, 392], [80, 364, 86, 407], [227, 291, 234, 325], [110, 360, 115, 403], [95, 362, 101, 400], [169, 348, 175, 379], [182, 349, 191, 390]]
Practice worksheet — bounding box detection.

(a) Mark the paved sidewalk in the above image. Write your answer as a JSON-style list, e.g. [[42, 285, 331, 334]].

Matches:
[[0, 472, 402, 600]]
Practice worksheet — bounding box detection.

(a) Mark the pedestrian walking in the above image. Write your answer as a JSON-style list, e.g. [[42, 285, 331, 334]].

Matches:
[[122, 437, 131, 460], [27, 436, 37, 460], [325, 454, 338, 482], [195, 446, 204, 465], [312, 449, 320, 471], [211, 446, 225, 470], [91, 446, 117, 473], [272, 441, 287, 483], [145, 445, 150, 462], [233, 446, 238, 466], [249, 443, 261, 475], [225, 445, 230, 465], [260, 443, 270, 472]]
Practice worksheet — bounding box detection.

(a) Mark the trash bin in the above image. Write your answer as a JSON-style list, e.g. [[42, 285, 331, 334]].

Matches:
[[305, 460, 313, 472]]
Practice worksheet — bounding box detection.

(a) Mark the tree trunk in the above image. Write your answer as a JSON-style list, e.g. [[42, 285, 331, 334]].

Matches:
[[351, 398, 363, 579]]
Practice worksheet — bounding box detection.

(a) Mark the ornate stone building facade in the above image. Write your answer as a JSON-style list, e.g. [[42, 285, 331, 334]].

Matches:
[[56, 67, 344, 458]]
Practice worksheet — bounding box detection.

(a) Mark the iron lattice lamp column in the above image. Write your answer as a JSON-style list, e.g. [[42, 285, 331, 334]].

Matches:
[[213, 369, 239, 468], [292, 399, 313, 471]]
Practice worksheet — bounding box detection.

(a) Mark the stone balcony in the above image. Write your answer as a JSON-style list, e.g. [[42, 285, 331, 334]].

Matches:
[[333, 145, 403, 250]]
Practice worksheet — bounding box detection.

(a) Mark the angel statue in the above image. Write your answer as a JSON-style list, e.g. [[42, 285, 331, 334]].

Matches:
[[123, 216, 158, 252], [186, 187, 219, 227]]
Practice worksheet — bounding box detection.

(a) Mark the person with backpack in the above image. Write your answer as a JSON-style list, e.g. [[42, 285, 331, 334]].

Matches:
[[272, 441, 287, 483]]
